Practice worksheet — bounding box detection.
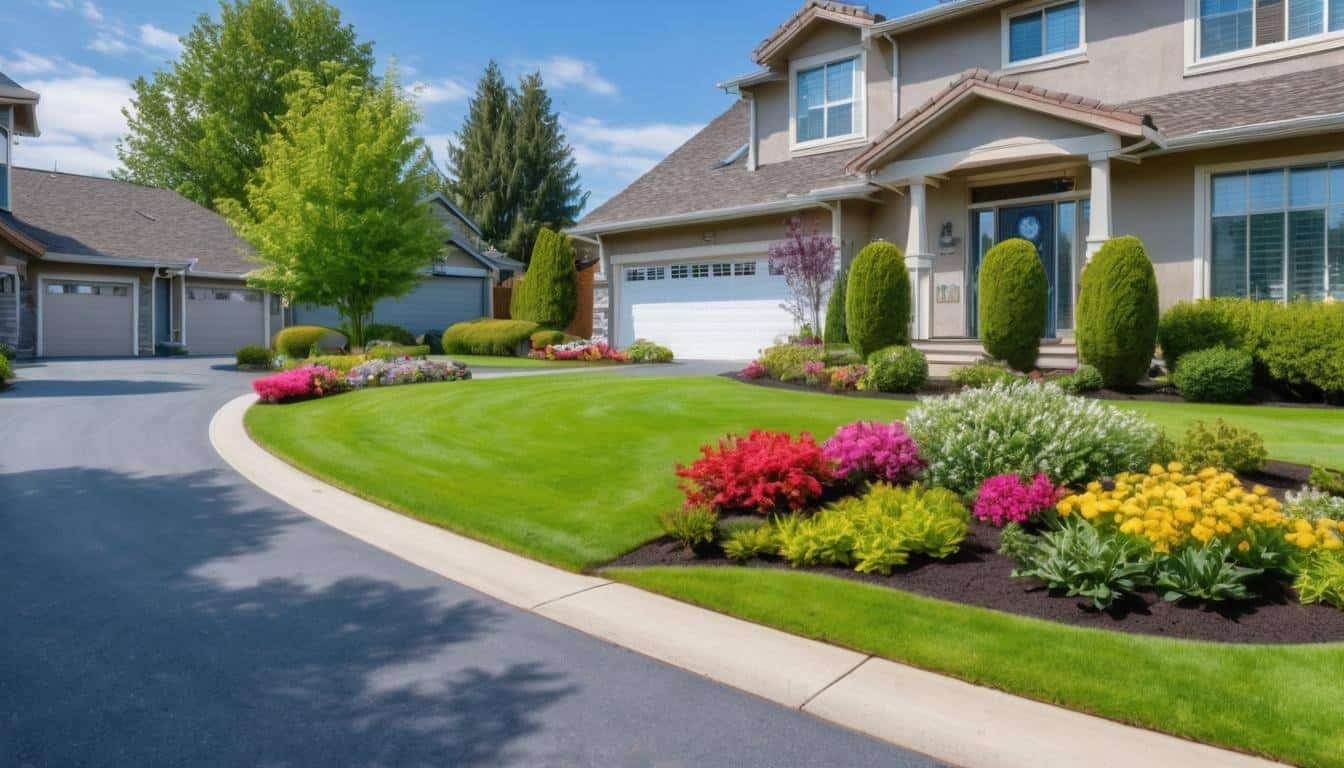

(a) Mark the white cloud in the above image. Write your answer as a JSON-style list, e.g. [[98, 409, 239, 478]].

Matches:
[[138, 24, 183, 55], [565, 117, 702, 155], [47, 0, 73, 9], [12, 75, 134, 176], [533, 56, 617, 96], [0, 50, 61, 77], [80, 1, 103, 22], [568, 142, 660, 176], [409, 79, 468, 105], [87, 33, 132, 55]]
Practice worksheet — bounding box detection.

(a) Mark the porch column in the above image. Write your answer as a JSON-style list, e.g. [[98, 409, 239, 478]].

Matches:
[[906, 177, 934, 340], [1086, 153, 1113, 259]]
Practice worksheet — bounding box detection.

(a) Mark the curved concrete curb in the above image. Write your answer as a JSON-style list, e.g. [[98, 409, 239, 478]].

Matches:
[[212, 393, 1284, 768]]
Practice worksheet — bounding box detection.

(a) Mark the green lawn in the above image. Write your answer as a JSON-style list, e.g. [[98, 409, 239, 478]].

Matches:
[[431, 354, 607, 369], [245, 374, 1344, 766]]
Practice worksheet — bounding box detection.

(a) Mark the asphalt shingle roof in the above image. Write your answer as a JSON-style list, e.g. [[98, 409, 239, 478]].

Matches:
[[1, 167, 256, 275]]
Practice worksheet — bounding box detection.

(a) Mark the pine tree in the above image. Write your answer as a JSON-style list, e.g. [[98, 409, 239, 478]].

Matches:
[[510, 227, 577, 329], [444, 61, 519, 254], [506, 73, 588, 263]]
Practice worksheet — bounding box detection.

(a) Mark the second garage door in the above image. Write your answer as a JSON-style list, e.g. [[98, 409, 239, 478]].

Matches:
[[41, 279, 135, 357], [187, 285, 266, 355], [615, 258, 795, 361]]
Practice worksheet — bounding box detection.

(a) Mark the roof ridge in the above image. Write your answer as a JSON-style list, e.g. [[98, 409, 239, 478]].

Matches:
[[752, 1, 880, 64]]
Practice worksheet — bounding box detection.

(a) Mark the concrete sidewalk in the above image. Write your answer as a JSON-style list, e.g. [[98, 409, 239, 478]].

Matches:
[[214, 392, 1285, 768]]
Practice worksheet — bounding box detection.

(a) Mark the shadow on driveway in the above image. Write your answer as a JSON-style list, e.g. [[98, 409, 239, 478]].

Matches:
[[0, 466, 576, 766], [0, 379, 204, 398]]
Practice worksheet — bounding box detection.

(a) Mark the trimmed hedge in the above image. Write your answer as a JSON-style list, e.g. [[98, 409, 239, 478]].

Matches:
[[1260, 300, 1344, 398], [1077, 235, 1159, 388], [531, 329, 569, 349], [365, 344, 430, 360], [273, 325, 346, 358], [864, 345, 928, 393], [823, 267, 848, 344], [760, 343, 824, 382], [442, 318, 540, 356], [978, 238, 1048, 372], [511, 228, 578, 329], [626, 338, 674, 363], [845, 241, 910, 358], [235, 345, 272, 368], [1157, 300, 1242, 372], [363, 323, 416, 346], [1172, 346, 1254, 403]]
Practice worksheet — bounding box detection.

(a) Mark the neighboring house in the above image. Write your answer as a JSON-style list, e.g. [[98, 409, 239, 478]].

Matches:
[[574, 0, 1344, 361], [290, 193, 521, 337], [0, 73, 279, 357]]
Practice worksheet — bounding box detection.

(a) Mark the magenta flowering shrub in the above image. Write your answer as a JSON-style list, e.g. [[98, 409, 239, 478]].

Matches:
[[822, 420, 926, 485], [803, 360, 827, 385], [742, 360, 767, 379], [253, 365, 347, 404], [973, 473, 1065, 526]]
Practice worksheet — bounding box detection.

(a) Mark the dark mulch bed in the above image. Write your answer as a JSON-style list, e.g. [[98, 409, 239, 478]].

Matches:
[[609, 515, 1344, 645]]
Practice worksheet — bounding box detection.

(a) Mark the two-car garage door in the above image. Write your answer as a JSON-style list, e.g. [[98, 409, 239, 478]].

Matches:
[[616, 257, 795, 361]]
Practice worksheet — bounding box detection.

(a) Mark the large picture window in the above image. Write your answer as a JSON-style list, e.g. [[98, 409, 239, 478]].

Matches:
[[1209, 162, 1344, 301], [793, 54, 860, 146], [1198, 0, 1344, 59], [1007, 1, 1083, 64]]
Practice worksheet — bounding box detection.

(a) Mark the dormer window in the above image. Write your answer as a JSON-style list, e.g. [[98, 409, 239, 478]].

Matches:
[[789, 46, 865, 153], [1004, 1, 1085, 68]]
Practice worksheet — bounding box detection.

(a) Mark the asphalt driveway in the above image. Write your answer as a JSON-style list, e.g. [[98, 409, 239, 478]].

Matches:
[[0, 357, 939, 767]]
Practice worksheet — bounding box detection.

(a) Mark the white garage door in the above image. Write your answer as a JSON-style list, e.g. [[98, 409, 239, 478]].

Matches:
[[41, 279, 135, 357], [616, 258, 795, 361], [187, 285, 266, 355]]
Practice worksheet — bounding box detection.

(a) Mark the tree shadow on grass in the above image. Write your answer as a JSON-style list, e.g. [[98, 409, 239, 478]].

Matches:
[[0, 467, 576, 767]]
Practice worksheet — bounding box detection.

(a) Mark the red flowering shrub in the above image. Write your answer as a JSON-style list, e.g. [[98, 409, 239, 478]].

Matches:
[[253, 365, 347, 404], [676, 430, 834, 515], [742, 360, 767, 379]]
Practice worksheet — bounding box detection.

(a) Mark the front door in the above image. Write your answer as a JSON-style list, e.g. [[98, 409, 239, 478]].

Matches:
[[996, 203, 1057, 338]]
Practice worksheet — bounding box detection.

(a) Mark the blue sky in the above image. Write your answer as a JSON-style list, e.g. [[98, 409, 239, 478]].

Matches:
[[0, 0, 937, 211]]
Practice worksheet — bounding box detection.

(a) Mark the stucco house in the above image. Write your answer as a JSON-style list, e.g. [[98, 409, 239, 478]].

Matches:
[[574, 0, 1344, 362]]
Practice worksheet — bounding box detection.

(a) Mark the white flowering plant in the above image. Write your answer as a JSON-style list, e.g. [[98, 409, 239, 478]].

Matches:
[[1286, 486, 1344, 522], [905, 381, 1159, 494]]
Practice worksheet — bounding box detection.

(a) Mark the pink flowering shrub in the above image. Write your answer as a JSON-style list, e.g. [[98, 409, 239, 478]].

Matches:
[[253, 365, 347, 404], [828, 364, 867, 391], [822, 420, 926, 485], [803, 360, 827, 385], [973, 473, 1065, 526], [742, 360, 767, 379], [528, 339, 628, 362]]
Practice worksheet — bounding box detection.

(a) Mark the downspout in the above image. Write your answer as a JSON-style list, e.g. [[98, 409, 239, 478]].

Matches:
[[881, 32, 900, 120], [746, 91, 758, 172]]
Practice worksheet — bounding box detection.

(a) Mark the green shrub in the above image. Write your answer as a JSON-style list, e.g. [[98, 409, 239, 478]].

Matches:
[[978, 238, 1048, 372], [1152, 542, 1261, 603], [626, 338, 674, 363], [1293, 551, 1344, 609], [0, 353, 11, 383], [511, 228, 578, 329], [1177, 419, 1267, 473], [722, 525, 778, 563], [845, 241, 910, 358], [1171, 346, 1254, 403], [759, 343, 824, 382], [1002, 515, 1152, 610], [1260, 300, 1344, 398], [363, 323, 416, 346], [365, 344, 430, 360], [1076, 236, 1159, 388], [235, 345, 272, 368], [294, 354, 366, 373], [863, 345, 927, 393], [420, 329, 444, 355], [822, 345, 861, 367], [824, 267, 848, 344], [1055, 364, 1104, 395], [0, 342, 17, 359], [1309, 465, 1344, 497], [442, 318, 540, 356], [274, 325, 345, 358], [950, 361, 1017, 389], [658, 506, 718, 552], [1147, 428, 1180, 467], [530, 329, 569, 349], [1157, 300, 1243, 371]]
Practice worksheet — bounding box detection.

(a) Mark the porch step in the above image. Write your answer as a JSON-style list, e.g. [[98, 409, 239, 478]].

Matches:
[[914, 338, 1078, 374]]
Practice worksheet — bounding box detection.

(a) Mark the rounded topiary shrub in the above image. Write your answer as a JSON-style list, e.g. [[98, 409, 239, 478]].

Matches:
[[824, 267, 848, 344], [530, 329, 569, 350], [1156, 301, 1240, 372], [1259, 299, 1344, 398], [1172, 346, 1254, 403], [235, 345, 272, 368], [273, 325, 346, 358], [978, 238, 1048, 372], [1076, 235, 1159, 388], [511, 228, 578, 330], [846, 241, 910, 358], [864, 345, 928, 393]]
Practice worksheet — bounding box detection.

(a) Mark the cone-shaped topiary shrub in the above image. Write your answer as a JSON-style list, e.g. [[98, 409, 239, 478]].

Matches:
[[978, 238, 1047, 372], [511, 228, 577, 329], [824, 266, 848, 344], [845, 241, 910, 358], [1077, 235, 1159, 388]]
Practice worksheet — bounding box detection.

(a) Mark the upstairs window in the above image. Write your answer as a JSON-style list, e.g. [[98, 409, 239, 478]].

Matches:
[[792, 49, 863, 148], [1006, 1, 1083, 64], [1198, 0, 1344, 59]]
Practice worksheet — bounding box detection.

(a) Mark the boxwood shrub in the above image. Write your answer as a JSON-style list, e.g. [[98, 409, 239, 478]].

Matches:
[[1260, 300, 1344, 398], [1076, 235, 1159, 388], [273, 325, 345, 358], [235, 345, 273, 368], [530, 329, 569, 350], [1157, 300, 1243, 371], [626, 338, 674, 363], [363, 323, 416, 346], [845, 241, 910, 358], [442, 318, 540, 356], [1171, 346, 1254, 403], [864, 345, 928, 393], [978, 238, 1048, 372], [759, 343, 824, 382]]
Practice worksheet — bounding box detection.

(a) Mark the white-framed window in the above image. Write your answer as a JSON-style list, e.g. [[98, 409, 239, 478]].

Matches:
[[1207, 160, 1344, 301], [690, 264, 710, 278], [1004, 0, 1085, 66], [789, 46, 865, 152], [712, 262, 732, 277], [733, 261, 756, 276], [624, 267, 645, 282], [1190, 0, 1344, 69], [670, 265, 689, 279]]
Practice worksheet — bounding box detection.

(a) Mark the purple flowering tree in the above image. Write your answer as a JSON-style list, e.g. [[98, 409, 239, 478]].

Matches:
[[768, 217, 837, 333]]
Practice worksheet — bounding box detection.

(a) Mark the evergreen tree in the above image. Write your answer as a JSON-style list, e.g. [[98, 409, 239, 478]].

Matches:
[[115, 0, 374, 210], [510, 227, 577, 329], [444, 61, 519, 254], [506, 73, 588, 263]]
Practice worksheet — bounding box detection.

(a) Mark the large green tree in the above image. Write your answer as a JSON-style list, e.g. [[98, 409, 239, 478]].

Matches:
[[444, 64, 586, 264], [219, 68, 444, 347], [115, 0, 375, 209]]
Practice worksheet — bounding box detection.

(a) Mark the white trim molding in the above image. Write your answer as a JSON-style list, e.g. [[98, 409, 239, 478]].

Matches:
[[872, 132, 1120, 186], [789, 45, 868, 156], [1183, 0, 1344, 76], [609, 240, 777, 267], [1001, 0, 1087, 73], [36, 272, 140, 357], [570, 183, 878, 237]]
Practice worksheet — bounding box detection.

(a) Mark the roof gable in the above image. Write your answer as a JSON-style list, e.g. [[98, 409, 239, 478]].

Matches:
[[752, 1, 880, 66]]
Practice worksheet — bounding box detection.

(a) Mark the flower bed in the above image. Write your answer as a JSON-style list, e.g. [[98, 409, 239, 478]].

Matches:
[[529, 338, 628, 362], [347, 358, 470, 388], [254, 357, 470, 404]]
